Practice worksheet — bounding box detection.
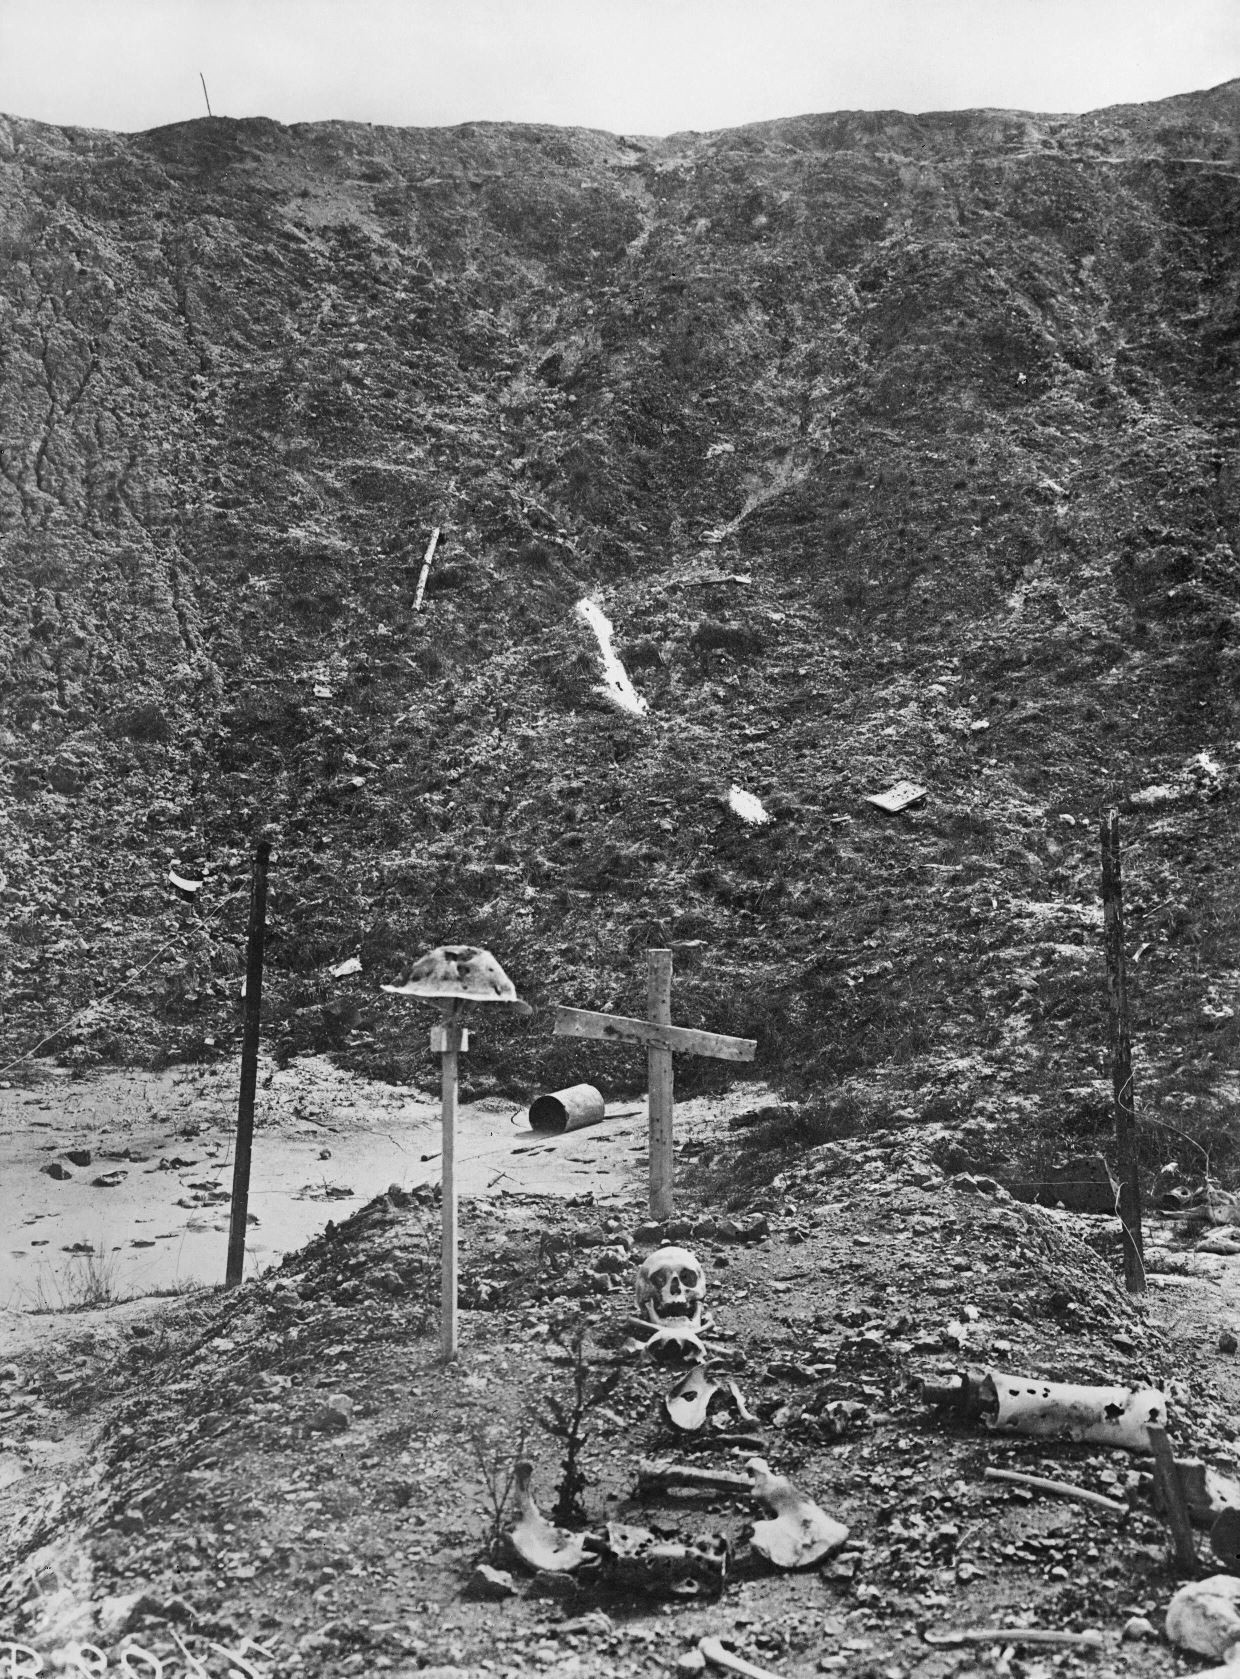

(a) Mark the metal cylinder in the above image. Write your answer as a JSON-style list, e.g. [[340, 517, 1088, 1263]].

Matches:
[[528, 1083, 606, 1134]]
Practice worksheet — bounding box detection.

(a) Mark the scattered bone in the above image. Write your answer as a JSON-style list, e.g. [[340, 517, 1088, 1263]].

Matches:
[[665, 1366, 721, 1432], [1166, 1575, 1240, 1660], [643, 1324, 710, 1366], [745, 1457, 849, 1569], [699, 1636, 787, 1679], [727, 1380, 759, 1425], [664, 1369, 758, 1433], [506, 1462, 594, 1574], [922, 1628, 1106, 1650], [638, 1459, 755, 1498], [589, 1522, 728, 1597], [983, 1468, 1129, 1515]]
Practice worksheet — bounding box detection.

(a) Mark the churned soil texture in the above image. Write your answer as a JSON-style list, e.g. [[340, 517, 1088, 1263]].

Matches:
[[2, 1128, 1238, 1676], [0, 90, 1238, 1203]]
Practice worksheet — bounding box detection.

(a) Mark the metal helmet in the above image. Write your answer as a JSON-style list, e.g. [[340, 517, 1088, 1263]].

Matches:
[[380, 944, 530, 1010]]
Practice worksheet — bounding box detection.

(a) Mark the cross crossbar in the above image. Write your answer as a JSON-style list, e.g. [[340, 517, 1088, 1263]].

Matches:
[[553, 1006, 756, 1063]]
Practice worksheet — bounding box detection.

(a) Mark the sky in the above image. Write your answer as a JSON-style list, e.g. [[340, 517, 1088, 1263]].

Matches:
[[1, 0, 1237, 137]]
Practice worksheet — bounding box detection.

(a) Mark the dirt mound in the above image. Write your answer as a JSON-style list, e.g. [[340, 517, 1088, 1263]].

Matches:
[[3, 1129, 1238, 1674]]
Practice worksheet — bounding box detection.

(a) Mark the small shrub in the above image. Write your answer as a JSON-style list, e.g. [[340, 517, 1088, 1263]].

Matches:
[[471, 1421, 530, 1561], [537, 1316, 626, 1525]]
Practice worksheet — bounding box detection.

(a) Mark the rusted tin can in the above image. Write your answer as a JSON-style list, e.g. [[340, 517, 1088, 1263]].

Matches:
[[528, 1083, 606, 1134]]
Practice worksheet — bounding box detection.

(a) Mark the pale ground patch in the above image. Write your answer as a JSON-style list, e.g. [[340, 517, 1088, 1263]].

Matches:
[[1, 1054, 776, 1314]]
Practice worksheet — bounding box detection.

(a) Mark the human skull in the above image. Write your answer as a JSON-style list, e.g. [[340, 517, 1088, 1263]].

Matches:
[[635, 1245, 707, 1328]]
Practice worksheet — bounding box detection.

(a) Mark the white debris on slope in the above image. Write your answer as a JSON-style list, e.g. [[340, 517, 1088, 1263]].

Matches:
[[728, 786, 771, 825], [576, 598, 648, 717]]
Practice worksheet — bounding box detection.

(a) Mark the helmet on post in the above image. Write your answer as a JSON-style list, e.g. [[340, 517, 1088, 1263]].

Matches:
[[381, 945, 531, 1012]]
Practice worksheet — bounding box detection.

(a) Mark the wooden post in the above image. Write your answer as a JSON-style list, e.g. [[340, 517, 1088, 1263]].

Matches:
[[226, 839, 270, 1288], [413, 526, 441, 611], [1148, 1423, 1198, 1571], [647, 950, 675, 1220], [1102, 809, 1144, 1294], [432, 1007, 467, 1361]]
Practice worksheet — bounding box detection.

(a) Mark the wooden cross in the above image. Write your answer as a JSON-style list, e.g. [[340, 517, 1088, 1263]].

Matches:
[[553, 949, 756, 1218]]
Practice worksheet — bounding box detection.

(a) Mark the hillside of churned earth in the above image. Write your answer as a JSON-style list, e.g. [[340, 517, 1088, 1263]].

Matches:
[[1, 84, 1239, 1183]]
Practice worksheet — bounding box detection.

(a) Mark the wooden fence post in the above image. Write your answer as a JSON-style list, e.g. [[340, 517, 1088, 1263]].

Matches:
[[1101, 809, 1144, 1294], [226, 839, 270, 1288]]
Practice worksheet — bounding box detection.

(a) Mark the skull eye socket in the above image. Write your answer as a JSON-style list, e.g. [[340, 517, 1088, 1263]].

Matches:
[[678, 1268, 700, 1289], [648, 1267, 673, 1291]]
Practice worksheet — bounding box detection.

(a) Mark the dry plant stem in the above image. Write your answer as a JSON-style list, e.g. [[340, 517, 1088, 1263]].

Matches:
[[470, 1425, 528, 1559], [983, 1467, 1129, 1514]]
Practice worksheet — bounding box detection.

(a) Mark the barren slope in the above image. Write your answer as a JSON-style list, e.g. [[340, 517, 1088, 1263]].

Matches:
[[1, 87, 1238, 1184]]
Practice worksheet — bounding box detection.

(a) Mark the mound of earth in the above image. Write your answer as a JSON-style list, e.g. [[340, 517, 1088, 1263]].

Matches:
[[3, 1124, 1239, 1676]]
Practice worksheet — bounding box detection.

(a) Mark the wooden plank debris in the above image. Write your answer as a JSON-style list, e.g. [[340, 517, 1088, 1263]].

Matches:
[[863, 780, 927, 814], [413, 525, 442, 611]]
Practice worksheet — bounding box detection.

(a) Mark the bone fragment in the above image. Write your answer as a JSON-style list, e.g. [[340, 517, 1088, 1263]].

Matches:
[[596, 1523, 728, 1596], [644, 1323, 709, 1366], [507, 1461, 594, 1573], [727, 1379, 759, 1424], [699, 1635, 788, 1679], [665, 1367, 722, 1432], [637, 1458, 755, 1497], [664, 1370, 758, 1433], [1166, 1576, 1240, 1660], [922, 1628, 1105, 1650], [746, 1457, 849, 1569], [983, 1468, 1129, 1515]]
